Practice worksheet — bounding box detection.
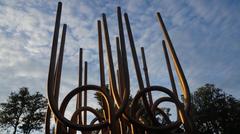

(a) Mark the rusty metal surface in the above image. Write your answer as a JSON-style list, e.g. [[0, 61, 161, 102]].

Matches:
[[45, 2, 193, 134]]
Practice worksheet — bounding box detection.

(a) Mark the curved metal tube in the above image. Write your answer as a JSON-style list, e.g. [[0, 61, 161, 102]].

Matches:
[[68, 107, 104, 134], [49, 85, 113, 131], [129, 86, 182, 132]]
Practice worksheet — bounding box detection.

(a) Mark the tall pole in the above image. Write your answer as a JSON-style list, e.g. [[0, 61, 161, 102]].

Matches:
[[124, 13, 159, 125], [84, 61, 88, 125], [116, 37, 124, 99], [141, 47, 153, 106], [45, 2, 62, 134], [156, 12, 191, 113], [76, 48, 83, 125], [157, 12, 193, 132]]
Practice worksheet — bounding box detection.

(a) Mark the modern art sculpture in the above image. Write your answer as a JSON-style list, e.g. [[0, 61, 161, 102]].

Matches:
[[45, 2, 193, 134]]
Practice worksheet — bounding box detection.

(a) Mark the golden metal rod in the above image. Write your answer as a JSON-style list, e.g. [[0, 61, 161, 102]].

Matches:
[[115, 8, 131, 122], [45, 2, 62, 134], [102, 13, 122, 108], [98, 20, 109, 124], [117, 70, 122, 98], [156, 12, 191, 113], [123, 13, 144, 90], [52, 24, 67, 133], [98, 20, 106, 88], [124, 12, 159, 125], [117, 7, 129, 90], [78, 48, 83, 86], [84, 61, 88, 125], [54, 24, 67, 107], [116, 37, 124, 99], [157, 12, 193, 132], [45, 107, 51, 134], [76, 48, 83, 126], [140, 47, 153, 106], [102, 13, 119, 134], [48, 2, 62, 91], [162, 40, 180, 120], [162, 40, 178, 97]]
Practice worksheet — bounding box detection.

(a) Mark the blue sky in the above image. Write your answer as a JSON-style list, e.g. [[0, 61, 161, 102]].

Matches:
[[0, 0, 240, 132]]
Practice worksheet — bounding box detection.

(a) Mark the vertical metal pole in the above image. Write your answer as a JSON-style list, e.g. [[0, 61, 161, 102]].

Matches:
[[156, 12, 191, 113], [140, 47, 153, 106], [102, 13, 118, 134], [48, 2, 62, 90], [84, 61, 88, 125], [54, 24, 67, 107], [117, 7, 129, 90], [78, 48, 83, 87], [98, 20, 106, 88], [123, 13, 144, 91], [162, 41, 178, 97], [54, 24, 67, 134], [116, 8, 131, 124], [98, 21, 110, 134], [116, 37, 124, 99], [124, 13, 159, 125], [162, 40, 179, 120], [76, 48, 83, 126], [53, 24, 67, 134], [45, 2, 62, 134], [117, 70, 123, 99], [156, 12, 193, 132], [102, 13, 121, 108]]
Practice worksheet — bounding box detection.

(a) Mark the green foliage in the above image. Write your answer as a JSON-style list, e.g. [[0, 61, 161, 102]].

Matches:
[[192, 84, 240, 134], [0, 87, 47, 134], [94, 92, 104, 116], [94, 84, 110, 117]]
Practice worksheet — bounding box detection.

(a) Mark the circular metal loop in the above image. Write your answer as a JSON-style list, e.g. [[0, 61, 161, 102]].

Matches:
[[48, 85, 115, 131], [68, 106, 105, 133], [127, 86, 182, 132]]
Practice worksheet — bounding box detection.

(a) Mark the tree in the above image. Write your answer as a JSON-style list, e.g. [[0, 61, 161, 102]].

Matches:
[[191, 84, 240, 134], [19, 92, 47, 134], [0, 87, 47, 134]]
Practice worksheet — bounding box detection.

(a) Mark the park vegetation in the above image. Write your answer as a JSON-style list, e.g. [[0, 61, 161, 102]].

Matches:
[[0, 87, 47, 134]]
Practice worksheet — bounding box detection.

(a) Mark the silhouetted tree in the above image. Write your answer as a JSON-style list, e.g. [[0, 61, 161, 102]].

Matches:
[[192, 84, 240, 134], [0, 87, 47, 134]]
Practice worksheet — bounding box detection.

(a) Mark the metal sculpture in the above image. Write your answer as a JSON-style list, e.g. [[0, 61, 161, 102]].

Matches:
[[45, 2, 193, 134]]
